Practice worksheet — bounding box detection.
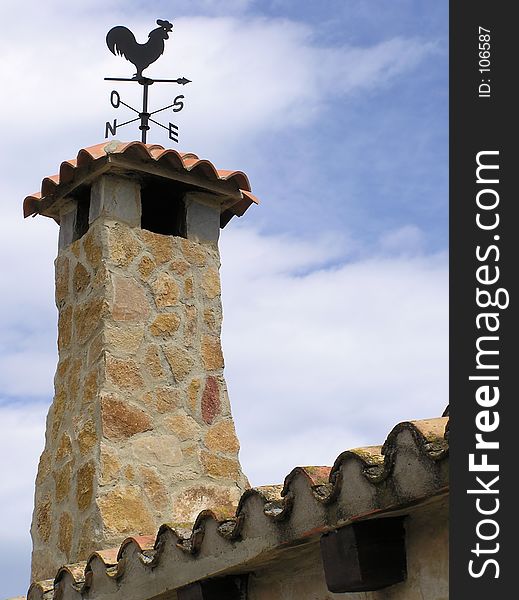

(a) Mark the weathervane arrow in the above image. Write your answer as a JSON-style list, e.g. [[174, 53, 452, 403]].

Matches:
[[103, 18, 192, 144]]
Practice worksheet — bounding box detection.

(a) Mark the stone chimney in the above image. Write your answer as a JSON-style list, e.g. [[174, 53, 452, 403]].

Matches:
[[25, 142, 257, 581]]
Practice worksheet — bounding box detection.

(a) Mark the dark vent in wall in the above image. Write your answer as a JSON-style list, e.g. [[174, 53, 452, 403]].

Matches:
[[141, 178, 186, 237], [73, 187, 91, 242]]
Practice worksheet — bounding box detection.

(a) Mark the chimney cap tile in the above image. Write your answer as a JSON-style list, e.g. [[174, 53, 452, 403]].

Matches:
[[23, 141, 259, 225]]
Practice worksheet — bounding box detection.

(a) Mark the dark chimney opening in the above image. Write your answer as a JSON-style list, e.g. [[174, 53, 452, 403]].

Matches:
[[73, 186, 91, 242], [141, 178, 187, 237]]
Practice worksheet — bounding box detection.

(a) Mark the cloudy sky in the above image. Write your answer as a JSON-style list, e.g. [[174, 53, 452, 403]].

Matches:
[[0, 0, 447, 596]]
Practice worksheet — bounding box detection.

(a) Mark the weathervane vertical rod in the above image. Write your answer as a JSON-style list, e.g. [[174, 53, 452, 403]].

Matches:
[[140, 80, 151, 144]]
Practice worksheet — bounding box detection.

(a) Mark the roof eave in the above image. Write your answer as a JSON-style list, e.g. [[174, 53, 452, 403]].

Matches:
[[24, 155, 246, 222]]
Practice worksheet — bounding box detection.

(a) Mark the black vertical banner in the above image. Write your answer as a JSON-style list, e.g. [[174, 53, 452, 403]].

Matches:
[[450, 2, 516, 598]]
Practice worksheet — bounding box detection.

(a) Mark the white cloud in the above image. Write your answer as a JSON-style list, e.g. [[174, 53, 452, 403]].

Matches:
[[220, 227, 448, 483], [0, 404, 47, 597], [0, 405, 47, 542], [378, 224, 427, 255]]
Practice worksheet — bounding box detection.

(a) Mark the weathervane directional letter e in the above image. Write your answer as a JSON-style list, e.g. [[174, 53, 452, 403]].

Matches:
[[169, 122, 179, 143], [105, 119, 118, 138]]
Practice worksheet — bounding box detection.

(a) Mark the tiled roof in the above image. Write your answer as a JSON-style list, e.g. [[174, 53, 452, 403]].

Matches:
[[27, 416, 449, 600], [23, 141, 259, 223]]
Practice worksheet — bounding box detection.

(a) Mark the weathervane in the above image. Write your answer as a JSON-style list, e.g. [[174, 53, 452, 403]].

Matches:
[[104, 19, 191, 144]]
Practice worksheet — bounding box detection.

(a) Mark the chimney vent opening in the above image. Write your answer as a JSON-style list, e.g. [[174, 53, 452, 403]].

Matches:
[[141, 178, 187, 237], [73, 186, 91, 242]]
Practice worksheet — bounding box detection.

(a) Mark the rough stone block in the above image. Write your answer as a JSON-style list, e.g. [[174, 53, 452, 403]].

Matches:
[[58, 200, 77, 250], [111, 274, 149, 322], [89, 175, 141, 226], [97, 485, 156, 535], [101, 394, 152, 440], [185, 193, 221, 244]]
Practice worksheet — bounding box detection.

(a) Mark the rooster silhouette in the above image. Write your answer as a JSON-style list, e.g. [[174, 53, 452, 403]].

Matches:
[[106, 19, 173, 79]]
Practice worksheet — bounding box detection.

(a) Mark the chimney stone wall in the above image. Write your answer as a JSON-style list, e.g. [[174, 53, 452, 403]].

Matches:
[[31, 174, 249, 581]]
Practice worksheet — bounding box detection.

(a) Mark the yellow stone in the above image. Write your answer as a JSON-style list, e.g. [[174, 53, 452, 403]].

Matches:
[[202, 268, 221, 299], [54, 461, 72, 503], [50, 388, 68, 443], [139, 229, 173, 264], [105, 324, 145, 354], [131, 434, 183, 467], [83, 227, 103, 269], [143, 387, 180, 413], [35, 496, 52, 542], [55, 433, 72, 462], [88, 331, 104, 366], [56, 357, 70, 381], [150, 313, 181, 337], [58, 512, 73, 557], [204, 420, 240, 454], [201, 335, 224, 370], [182, 442, 200, 460], [111, 274, 150, 322], [98, 485, 156, 535], [74, 297, 107, 344], [55, 255, 70, 306], [124, 465, 135, 482], [188, 379, 201, 413], [144, 345, 164, 379], [106, 355, 144, 390], [101, 394, 152, 440], [138, 255, 157, 280], [77, 461, 95, 511], [100, 447, 121, 485], [151, 272, 180, 308], [92, 264, 109, 288], [67, 358, 82, 407], [185, 305, 197, 339], [36, 451, 51, 486], [141, 467, 168, 511], [77, 517, 96, 560], [31, 549, 57, 583], [184, 277, 194, 298], [57, 305, 73, 351], [82, 367, 100, 409], [170, 259, 190, 276], [172, 485, 238, 525], [181, 238, 207, 267], [204, 308, 217, 332], [70, 238, 81, 257], [107, 223, 141, 267], [164, 346, 194, 382], [201, 451, 241, 480], [77, 420, 98, 455], [73, 262, 91, 295], [164, 414, 201, 442]]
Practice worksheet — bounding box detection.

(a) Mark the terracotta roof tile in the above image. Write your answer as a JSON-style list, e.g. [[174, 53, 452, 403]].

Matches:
[[26, 415, 449, 600], [23, 141, 259, 224]]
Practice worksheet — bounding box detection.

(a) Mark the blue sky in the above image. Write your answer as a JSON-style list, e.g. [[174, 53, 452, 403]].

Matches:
[[0, 1, 447, 596]]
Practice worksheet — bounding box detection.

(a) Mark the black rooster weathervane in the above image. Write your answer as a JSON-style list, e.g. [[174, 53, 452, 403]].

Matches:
[[104, 19, 191, 144]]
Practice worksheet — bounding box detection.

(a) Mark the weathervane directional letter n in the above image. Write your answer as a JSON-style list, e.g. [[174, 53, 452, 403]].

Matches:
[[105, 119, 118, 138]]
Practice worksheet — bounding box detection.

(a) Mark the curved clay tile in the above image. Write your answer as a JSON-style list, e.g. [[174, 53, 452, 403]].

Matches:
[[58, 161, 77, 185], [185, 159, 221, 181], [154, 148, 187, 170], [117, 536, 156, 561], [40, 176, 59, 197], [218, 170, 251, 192], [23, 141, 259, 222]]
